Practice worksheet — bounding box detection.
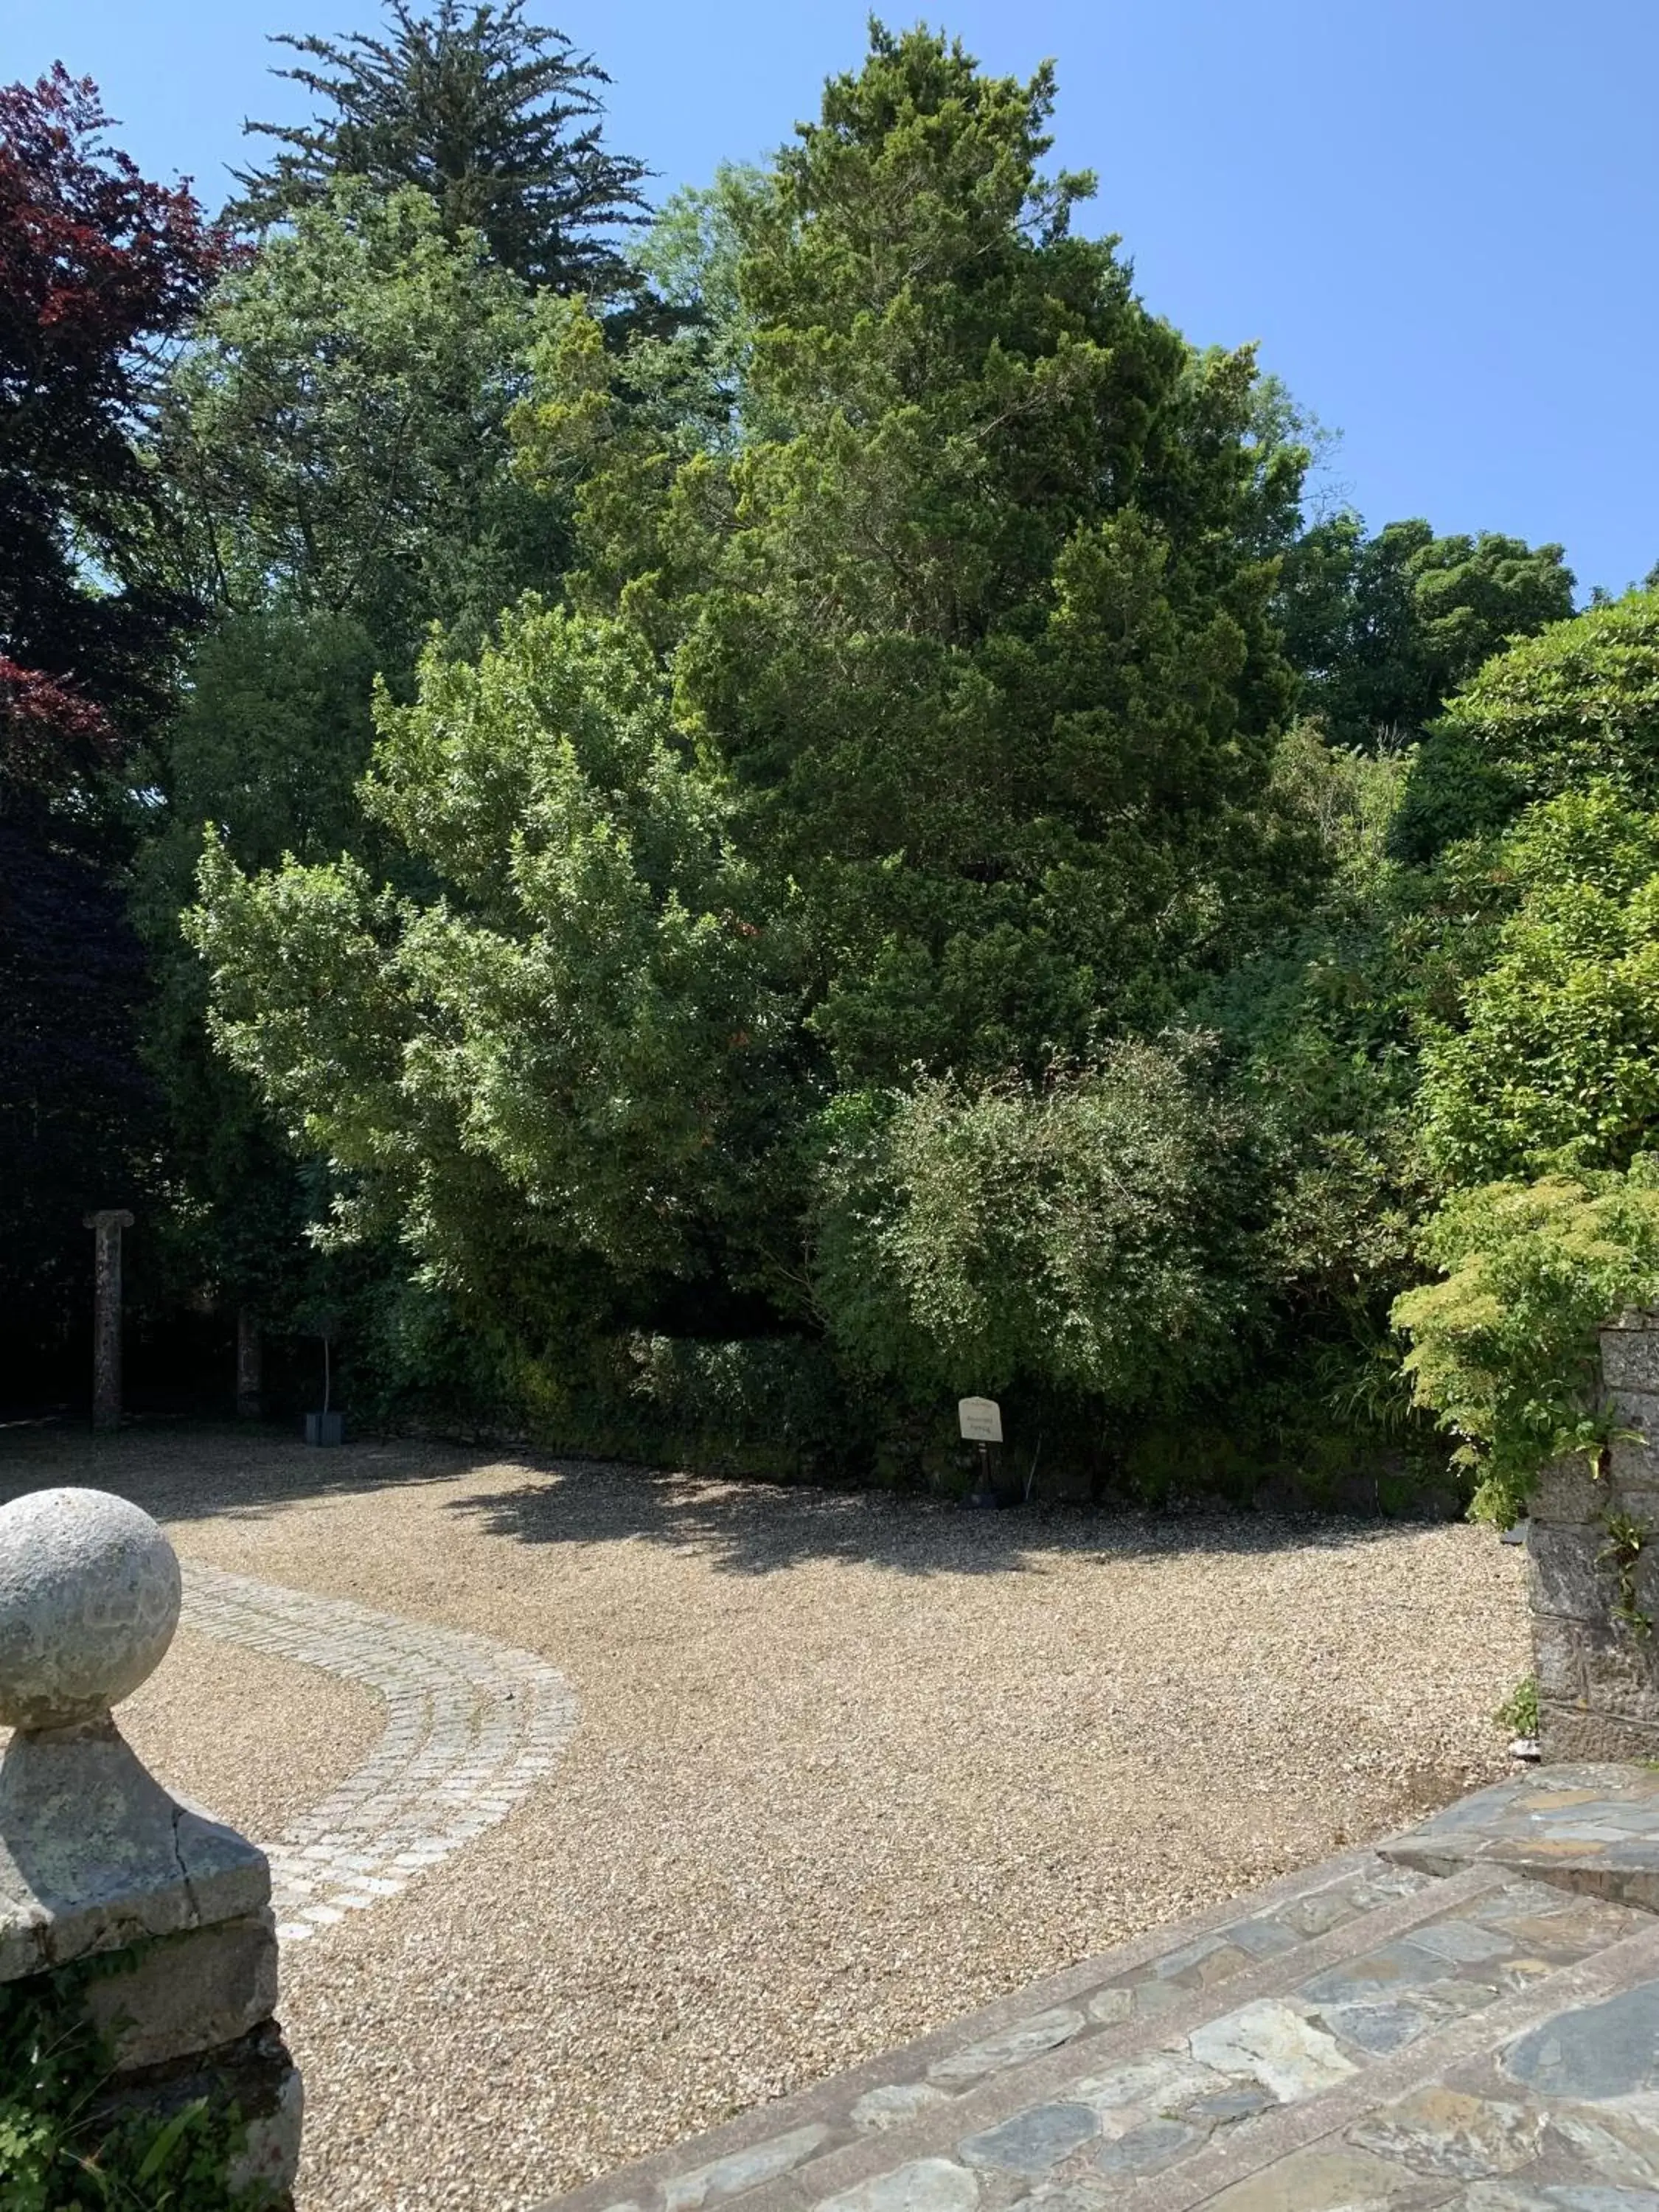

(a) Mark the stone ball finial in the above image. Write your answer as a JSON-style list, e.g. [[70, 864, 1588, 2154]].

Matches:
[[0, 1488, 181, 1731]]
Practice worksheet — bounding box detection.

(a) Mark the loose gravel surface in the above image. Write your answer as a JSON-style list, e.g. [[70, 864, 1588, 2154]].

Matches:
[[0, 1425, 1528, 2212], [0, 1632, 382, 1840], [113, 1630, 384, 1840]]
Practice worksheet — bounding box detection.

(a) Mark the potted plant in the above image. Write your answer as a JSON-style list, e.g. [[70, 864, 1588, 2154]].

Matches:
[[302, 1309, 343, 1447]]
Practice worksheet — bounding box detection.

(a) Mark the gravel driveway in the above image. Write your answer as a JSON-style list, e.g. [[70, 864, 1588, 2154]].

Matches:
[[0, 1427, 1527, 2212]]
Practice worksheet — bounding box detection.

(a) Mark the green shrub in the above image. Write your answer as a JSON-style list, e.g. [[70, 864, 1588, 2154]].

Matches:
[[1495, 1674, 1539, 1737], [512, 1329, 869, 1481], [1433, 590, 1659, 809], [1392, 1165, 1659, 1524], [1417, 789, 1659, 1183], [811, 1037, 1256, 1405], [1387, 734, 1525, 865]]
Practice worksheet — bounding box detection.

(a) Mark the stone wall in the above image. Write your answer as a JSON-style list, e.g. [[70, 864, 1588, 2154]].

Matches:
[[1531, 1312, 1659, 1759]]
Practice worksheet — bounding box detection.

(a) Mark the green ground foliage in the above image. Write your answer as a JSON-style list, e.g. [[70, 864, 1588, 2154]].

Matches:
[[0, 1949, 271, 2211], [6, 9, 1649, 1508]]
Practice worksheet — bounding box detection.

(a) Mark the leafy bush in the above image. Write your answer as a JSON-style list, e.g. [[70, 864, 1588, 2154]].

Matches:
[[1417, 787, 1659, 1183], [1433, 590, 1659, 809], [1495, 1674, 1540, 1737], [0, 1951, 268, 2211], [1386, 734, 1526, 865], [1392, 1165, 1659, 1524], [587, 1333, 865, 1478], [811, 1037, 1255, 1405]]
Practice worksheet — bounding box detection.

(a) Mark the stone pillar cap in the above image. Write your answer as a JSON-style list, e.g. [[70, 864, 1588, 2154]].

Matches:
[[0, 1492, 269, 1982], [0, 1488, 181, 1731]]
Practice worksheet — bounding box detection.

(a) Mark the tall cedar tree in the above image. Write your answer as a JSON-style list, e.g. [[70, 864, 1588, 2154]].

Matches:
[[529, 25, 1314, 1081], [0, 67, 220, 1395], [232, 0, 649, 293]]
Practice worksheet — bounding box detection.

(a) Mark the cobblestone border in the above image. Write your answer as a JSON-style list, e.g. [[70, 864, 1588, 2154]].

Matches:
[[181, 1563, 579, 1943]]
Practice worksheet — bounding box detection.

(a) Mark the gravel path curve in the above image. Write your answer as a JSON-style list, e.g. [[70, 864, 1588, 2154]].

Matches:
[[0, 1428, 1529, 2212], [181, 1562, 578, 1942]]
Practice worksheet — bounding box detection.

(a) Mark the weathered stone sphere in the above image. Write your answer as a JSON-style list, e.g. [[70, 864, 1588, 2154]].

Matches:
[[0, 1488, 181, 1731]]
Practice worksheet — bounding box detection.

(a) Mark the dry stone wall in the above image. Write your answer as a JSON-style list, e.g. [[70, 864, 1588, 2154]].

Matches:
[[1531, 1312, 1659, 1760]]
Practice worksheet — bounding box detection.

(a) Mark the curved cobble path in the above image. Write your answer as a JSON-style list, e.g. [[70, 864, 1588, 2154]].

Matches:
[[181, 1563, 578, 1941]]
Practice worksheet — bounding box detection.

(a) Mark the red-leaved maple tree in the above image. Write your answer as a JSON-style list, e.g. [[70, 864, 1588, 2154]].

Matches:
[[0, 63, 223, 788]]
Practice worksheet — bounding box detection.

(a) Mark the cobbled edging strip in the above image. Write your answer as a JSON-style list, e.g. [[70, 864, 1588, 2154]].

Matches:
[[181, 1562, 579, 1943]]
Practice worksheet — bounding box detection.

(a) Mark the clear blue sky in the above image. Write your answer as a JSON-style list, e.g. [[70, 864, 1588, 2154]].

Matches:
[[9, 0, 1658, 597]]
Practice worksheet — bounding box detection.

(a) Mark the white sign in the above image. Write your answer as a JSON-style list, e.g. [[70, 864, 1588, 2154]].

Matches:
[[958, 1396, 1003, 1444]]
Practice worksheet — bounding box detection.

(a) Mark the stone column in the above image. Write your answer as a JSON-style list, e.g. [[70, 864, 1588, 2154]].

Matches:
[[0, 1487, 302, 2206], [1529, 1311, 1659, 1760], [237, 1309, 263, 1421], [83, 1208, 134, 1432]]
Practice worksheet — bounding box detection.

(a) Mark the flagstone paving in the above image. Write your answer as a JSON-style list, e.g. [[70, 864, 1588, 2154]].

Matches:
[[535, 1771, 1659, 2212], [1382, 1761, 1659, 1910]]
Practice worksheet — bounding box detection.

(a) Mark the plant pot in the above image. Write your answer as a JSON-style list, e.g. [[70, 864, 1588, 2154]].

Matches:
[[304, 1411, 344, 1447]]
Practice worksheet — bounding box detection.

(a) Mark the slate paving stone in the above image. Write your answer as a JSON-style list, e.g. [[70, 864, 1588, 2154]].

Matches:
[[1347, 2086, 1543, 2180], [1409, 1920, 1521, 1966], [1082, 1988, 1133, 2027], [1446, 2190, 1658, 2210], [1178, 2085, 1277, 2127], [664, 2128, 830, 2212], [1072, 2051, 1225, 2122], [1503, 1983, 1659, 2101], [956, 2103, 1099, 2177], [1228, 1917, 1307, 1961], [1545, 2104, 1659, 2190], [1387, 1766, 1659, 1898], [539, 1781, 1659, 2212], [1186, 1996, 1360, 2101], [851, 2087, 951, 2135], [928, 2010, 1086, 2087], [1301, 1935, 1505, 2009], [815, 2160, 980, 2212], [1541, 2191, 1659, 2210], [1091, 2118, 1202, 2175], [1315, 1997, 1446, 2055], [1200, 2145, 1425, 2209]]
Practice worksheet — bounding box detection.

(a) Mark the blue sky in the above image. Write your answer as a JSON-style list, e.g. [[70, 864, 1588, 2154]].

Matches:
[[9, 0, 1658, 597]]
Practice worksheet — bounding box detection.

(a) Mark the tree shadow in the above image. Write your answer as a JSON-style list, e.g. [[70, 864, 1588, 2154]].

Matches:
[[0, 1418, 476, 1523], [445, 1456, 1430, 1580], [0, 1418, 1439, 1582]]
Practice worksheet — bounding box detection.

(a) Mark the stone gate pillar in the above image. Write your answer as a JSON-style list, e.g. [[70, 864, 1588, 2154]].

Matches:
[[1529, 1312, 1659, 1760], [0, 1487, 302, 2205], [83, 1208, 133, 1432], [237, 1308, 264, 1421]]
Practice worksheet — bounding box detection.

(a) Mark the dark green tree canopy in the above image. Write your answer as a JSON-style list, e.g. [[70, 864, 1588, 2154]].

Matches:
[[232, 0, 649, 293], [1281, 513, 1574, 749], [521, 26, 1315, 1083], [1391, 588, 1659, 861]]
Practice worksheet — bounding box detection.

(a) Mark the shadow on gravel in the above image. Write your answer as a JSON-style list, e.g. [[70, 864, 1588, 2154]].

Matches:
[[0, 1419, 1429, 1581], [0, 1419, 465, 1521], [448, 1464, 1430, 1580]]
